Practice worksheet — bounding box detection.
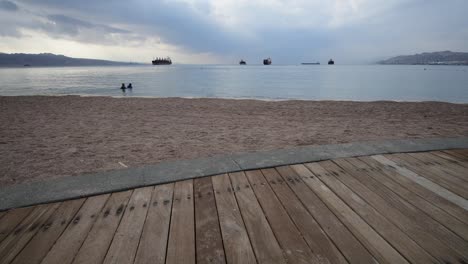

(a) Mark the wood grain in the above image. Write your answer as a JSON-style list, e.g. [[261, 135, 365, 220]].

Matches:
[[41, 194, 109, 264], [194, 177, 226, 264], [133, 184, 174, 264], [103, 187, 153, 264], [212, 174, 256, 264], [73, 191, 132, 264], [166, 180, 195, 264], [276, 165, 376, 264], [229, 171, 286, 264]]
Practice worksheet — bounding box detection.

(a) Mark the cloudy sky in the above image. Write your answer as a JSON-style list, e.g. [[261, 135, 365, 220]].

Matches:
[[0, 0, 467, 64]]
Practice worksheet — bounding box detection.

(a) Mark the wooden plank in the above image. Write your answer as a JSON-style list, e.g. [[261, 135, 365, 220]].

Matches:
[[245, 170, 319, 264], [451, 149, 468, 158], [389, 153, 468, 198], [402, 152, 468, 187], [41, 194, 110, 264], [103, 187, 153, 264], [0, 207, 34, 243], [408, 152, 468, 184], [425, 152, 468, 182], [443, 150, 468, 162], [0, 211, 7, 221], [442, 150, 468, 169], [275, 166, 376, 264], [133, 184, 174, 264], [290, 164, 407, 264], [229, 171, 286, 264], [212, 174, 256, 264], [432, 151, 468, 170], [332, 159, 468, 262], [261, 168, 348, 264], [0, 205, 49, 256], [194, 177, 226, 264], [441, 150, 468, 166], [12, 199, 85, 264], [166, 180, 196, 264], [309, 161, 437, 264], [430, 150, 468, 169], [353, 157, 468, 240], [0, 203, 60, 264], [72, 191, 133, 264], [372, 155, 468, 210], [363, 156, 468, 225]]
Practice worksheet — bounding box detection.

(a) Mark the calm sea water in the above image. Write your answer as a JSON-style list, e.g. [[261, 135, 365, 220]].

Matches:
[[0, 64, 467, 103]]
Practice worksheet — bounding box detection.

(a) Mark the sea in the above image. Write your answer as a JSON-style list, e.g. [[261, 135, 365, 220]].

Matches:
[[0, 64, 467, 103]]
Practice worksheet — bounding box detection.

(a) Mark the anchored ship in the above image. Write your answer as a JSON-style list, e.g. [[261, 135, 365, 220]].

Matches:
[[328, 59, 335, 65], [263, 58, 272, 65], [239, 60, 246, 65], [152, 57, 172, 65]]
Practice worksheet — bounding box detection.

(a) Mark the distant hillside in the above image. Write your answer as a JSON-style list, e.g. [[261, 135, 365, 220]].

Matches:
[[0, 53, 140, 67], [378, 51, 468, 65]]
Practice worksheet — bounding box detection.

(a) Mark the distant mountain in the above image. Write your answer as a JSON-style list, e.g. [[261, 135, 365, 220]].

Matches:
[[378, 51, 468, 65], [0, 53, 140, 67]]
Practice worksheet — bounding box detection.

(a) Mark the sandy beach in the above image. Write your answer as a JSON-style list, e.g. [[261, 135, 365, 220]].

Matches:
[[1, 95, 467, 187]]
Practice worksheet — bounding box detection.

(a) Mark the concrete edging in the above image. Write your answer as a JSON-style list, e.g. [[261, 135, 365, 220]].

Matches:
[[1, 137, 467, 211]]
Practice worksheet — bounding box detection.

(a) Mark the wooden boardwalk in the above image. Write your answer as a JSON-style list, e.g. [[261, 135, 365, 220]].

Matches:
[[1, 149, 467, 264]]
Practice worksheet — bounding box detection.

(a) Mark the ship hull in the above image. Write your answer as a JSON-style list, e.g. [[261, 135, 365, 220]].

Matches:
[[152, 61, 172, 65]]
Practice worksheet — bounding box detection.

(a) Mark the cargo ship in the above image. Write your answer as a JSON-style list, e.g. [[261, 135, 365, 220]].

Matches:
[[263, 58, 272, 65], [152, 57, 172, 65]]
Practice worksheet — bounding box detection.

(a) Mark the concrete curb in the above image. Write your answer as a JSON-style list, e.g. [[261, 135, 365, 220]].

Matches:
[[1, 137, 467, 211]]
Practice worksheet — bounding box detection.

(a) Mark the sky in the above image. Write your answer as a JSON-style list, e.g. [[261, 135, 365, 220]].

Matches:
[[0, 0, 467, 64]]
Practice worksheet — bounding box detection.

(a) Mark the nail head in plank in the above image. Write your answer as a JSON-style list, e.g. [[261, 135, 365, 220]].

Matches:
[[41, 194, 109, 264], [0, 203, 61, 263], [245, 170, 319, 264], [166, 180, 196, 264], [291, 164, 409, 264], [229, 171, 286, 264], [333, 158, 468, 262], [212, 174, 256, 264], [314, 161, 438, 264], [362, 156, 468, 225], [102, 187, 153, 264], [372, 155, 468, 211], [12, 199, 85, 264], [349, 157, 468, 241], [0, 207, 35, 243], [194, 177, 226, 264], [133, 184, 174, 264], [276, 165, 377, 264], [72, 191, 132, 264], [261, 168, 348, 264], [391, 153, 468, 198]]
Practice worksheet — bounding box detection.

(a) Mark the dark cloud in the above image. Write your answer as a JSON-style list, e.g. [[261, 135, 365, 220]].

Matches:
[[0, 0, 18, 11], [0, 8, 138, 45], [45, 14, 130, 36], [5, 0, 468, 63], [15, 0, 242, 54]]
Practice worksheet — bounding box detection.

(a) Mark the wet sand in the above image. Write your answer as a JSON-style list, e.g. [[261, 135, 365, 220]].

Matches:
[[1, 95, 467, 187]]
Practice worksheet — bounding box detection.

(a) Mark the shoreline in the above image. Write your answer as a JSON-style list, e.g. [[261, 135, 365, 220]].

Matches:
[[3, 94, 468, 105], [1, 95, 467, 187]]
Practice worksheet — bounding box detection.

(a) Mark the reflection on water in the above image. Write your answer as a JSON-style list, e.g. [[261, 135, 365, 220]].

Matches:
[[0, 64, 467, 103]]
